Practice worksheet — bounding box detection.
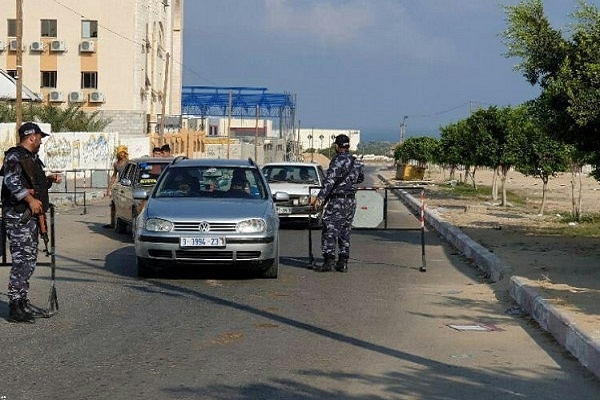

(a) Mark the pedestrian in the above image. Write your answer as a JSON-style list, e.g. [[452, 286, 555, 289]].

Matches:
[[105, 144, 128, 228], [160, 144, 171, 157], [152, 146, 162, 157], [1, 122, 62, 323], [313, 134, 364, 272]]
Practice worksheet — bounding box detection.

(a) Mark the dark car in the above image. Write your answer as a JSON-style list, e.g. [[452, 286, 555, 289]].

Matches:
[[111, 156, 174, 233]]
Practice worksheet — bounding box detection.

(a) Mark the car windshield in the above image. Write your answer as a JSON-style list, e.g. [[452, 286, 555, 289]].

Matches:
[[154, 166, 268, 199], [263, 166, 318, 184], [136, 161, 169, 185]]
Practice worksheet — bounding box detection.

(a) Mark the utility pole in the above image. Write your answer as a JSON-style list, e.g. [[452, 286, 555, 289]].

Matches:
[[254, 104, 259, 161], [226, 90, 232, 159], [400, 115, 407, 143], [296, 119, 301, 160], [15, 0, 23, 143], [159, 52, 170, 139]]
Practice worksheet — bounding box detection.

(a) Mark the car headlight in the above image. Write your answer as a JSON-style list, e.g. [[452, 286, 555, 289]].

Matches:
[[298, 195, 310, 205], [145, 218, 174, 232], [237, 218, 266, 233]]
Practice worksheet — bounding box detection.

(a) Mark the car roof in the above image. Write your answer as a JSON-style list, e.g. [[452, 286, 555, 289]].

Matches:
[[169, 158, 258, 168], [262, 162, 320, 168], [129, 156, 175, 164]]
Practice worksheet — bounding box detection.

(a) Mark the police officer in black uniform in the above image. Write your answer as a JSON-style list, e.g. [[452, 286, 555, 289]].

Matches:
[[2, 122, 61, 323], [314, 134, 364, 272]]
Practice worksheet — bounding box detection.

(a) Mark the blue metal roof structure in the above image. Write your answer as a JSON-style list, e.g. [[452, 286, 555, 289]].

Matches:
[[181, 86, 295, 119]]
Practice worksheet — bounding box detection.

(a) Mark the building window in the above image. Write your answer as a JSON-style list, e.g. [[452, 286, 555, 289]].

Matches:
[[7, 70, 17, 79], [41, 19, 57, 37], [82, 20, 98, 38], [81, 72, 98, 89], [41, 71, 57, 88], [7, 19, 16, 37]]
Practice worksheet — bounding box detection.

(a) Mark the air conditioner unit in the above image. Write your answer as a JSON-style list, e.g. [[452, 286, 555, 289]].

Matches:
[[89, 91, 105, 103], [50, 40, 66, 52], [9, 40, 19, 51], [69, 91, 85, 103], [48, 91, 64, 102], [79, 40, 95, 53], [30, 41, 44, 52]]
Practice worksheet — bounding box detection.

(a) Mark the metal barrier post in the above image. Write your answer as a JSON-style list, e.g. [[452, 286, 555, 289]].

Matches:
[[82, 170, 88, 215], [1, 207, 6, 265], [384, 187, 389, 229], [419, 189, 427, 272]]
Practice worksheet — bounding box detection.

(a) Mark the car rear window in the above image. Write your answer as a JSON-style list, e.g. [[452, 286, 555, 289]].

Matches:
[[137, 162, 169, 185]]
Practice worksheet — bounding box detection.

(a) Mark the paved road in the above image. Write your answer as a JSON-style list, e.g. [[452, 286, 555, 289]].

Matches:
[[0, 168, 598, 399]]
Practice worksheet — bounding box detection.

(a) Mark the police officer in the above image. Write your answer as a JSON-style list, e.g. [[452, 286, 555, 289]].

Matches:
[[314, 134, 364, 272], [2, 122, 61, 323]]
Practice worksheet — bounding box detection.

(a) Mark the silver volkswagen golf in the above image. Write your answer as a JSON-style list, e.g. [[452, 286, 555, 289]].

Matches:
[[133, 157, 287, 278]]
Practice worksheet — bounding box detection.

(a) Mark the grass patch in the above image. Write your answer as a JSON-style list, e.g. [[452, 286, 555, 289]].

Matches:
[[437, 182, 527, 205], [551, 212, 600, 237]]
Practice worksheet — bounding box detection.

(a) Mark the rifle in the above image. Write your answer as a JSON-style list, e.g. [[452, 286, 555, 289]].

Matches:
[[38, 213, 50, 256], [19, 208, 50, 256]]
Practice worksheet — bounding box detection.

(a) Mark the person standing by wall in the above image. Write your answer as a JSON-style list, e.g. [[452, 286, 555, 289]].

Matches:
[[2, 122, 62, 323], [313, 134, 364, 273], [104, 144, 129, 228]]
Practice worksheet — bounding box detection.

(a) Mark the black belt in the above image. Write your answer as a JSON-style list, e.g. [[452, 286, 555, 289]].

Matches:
[[330, 193, 355, 199]]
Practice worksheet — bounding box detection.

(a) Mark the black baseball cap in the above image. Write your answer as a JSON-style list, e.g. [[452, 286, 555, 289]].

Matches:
[[334, 134, 350, 148], [19, 122, 49, 138]]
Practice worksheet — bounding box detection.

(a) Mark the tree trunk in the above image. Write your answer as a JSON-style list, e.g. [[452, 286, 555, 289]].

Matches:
[[577, 168, 583, 222], [539, 175, 549, 216], [463, 165, 470, 184], [471, 166, 478, 190], [500, 165, 509, 207], [491, 166, 499, 201], [570, 165, 577, 219]]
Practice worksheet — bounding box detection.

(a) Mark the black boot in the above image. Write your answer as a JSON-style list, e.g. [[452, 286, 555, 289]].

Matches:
[[20, 298, 35, 318], [335, 256, 349, 273], [7, 300, 35, 323], [315, 256, 335, 272]]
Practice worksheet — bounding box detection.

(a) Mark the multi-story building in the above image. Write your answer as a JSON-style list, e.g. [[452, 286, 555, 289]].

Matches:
[[0, 0, 183, 137]]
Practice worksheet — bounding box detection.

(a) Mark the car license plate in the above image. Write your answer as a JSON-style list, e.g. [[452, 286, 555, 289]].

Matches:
[[277, 206, 292, 215], [180, 236, 225, 247]]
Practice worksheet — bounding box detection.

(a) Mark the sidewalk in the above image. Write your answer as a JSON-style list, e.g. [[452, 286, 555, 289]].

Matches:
[[378, 171, 600, 381]]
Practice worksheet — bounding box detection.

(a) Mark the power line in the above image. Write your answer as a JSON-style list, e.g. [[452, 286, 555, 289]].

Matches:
[[408, 101, 469, 119]]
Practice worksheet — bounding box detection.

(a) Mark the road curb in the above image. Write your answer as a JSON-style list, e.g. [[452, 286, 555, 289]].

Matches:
[[510, 276, 600, 380], [380, 174, 600, 380], [388, 184, 512, 282]]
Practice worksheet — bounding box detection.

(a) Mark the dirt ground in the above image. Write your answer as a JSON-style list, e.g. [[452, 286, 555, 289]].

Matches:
[[384, 166, 600, 338]]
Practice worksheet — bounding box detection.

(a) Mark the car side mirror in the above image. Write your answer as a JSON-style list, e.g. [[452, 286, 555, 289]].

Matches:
[[273, 191, 290, 202], [133, 189, 149, 200]]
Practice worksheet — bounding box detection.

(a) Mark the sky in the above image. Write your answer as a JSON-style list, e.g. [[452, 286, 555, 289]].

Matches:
[[182, 1, 580, 142]]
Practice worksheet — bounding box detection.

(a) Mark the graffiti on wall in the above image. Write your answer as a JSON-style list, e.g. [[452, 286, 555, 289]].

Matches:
[[41, 132, 118, 171]]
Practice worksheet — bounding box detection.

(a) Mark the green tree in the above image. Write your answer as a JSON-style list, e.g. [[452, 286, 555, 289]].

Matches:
[[511, 106, 569, 215], [0, 101, 111, 132], [438, 121, 468, 181], [393, 136, 440, 168], [502, 0, 600, 177]]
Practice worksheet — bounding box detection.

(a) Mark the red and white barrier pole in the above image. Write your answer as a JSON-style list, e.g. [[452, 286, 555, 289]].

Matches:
[[419, 189, 427, 272]]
